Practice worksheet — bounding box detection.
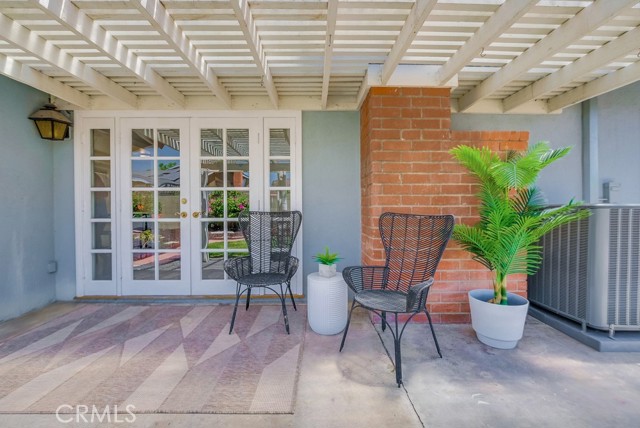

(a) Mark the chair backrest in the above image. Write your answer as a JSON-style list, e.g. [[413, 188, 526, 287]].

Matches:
[[238, 210, 302, 274], [379, 212, 454, 293]]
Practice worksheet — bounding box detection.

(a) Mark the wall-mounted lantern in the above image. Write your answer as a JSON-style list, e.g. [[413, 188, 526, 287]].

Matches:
[[28, 103, 72, 141]]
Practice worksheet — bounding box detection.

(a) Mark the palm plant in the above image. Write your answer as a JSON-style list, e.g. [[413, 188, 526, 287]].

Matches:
[[450, 142, 589, 305]]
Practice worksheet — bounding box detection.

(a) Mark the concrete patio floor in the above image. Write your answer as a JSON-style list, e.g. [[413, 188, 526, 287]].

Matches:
[[1, 302, 640, 427]]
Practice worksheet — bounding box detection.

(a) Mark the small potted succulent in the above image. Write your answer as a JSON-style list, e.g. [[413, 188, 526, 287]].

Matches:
[[314, 246, 341, 278]]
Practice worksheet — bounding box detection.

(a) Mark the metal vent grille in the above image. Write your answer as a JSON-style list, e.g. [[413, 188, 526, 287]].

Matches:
[[528, 217, 589, 322], [607, 209, 640, 327]]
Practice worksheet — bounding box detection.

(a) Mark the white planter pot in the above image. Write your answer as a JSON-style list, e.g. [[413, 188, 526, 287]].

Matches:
[[468, 289, 530, 350], [318, 263, 337, 278]]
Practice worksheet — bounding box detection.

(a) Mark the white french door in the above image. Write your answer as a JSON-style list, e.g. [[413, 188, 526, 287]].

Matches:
[[76, 112, 300, 297], [120, 119, 192, 295], [189, 118, 261, 295]]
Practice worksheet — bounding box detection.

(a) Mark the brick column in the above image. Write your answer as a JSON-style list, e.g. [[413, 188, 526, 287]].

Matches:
[[360, 87, 529, 323]]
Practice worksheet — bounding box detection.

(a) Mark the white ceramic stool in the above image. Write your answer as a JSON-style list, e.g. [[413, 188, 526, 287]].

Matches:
[[307, 272, 348, 335]]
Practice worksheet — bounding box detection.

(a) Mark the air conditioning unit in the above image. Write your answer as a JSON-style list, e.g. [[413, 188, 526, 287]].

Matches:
[[528, 206, 640, 336]]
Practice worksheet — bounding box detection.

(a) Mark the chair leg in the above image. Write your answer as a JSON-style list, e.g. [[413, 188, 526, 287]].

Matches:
[[340, 300, 357, 352], [279, 284, 290, 334], [381, 311, 387, 332], [286, 281, 297, 311], [230, 283, 242, 334], [245, 288, 251, 311], [394, 316, 403, 387], [424, 309, 442, 358]]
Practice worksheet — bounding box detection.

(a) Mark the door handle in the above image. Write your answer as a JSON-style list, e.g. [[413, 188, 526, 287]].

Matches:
[[192, 211, 202, 218], [180, 212, 188, 218]]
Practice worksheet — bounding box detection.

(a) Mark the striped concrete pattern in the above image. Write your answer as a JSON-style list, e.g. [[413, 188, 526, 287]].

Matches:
[[0, 303, 306, 414]]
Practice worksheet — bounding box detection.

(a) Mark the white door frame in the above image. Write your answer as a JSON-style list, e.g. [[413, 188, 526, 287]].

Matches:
[[74, 110, 302, 297]]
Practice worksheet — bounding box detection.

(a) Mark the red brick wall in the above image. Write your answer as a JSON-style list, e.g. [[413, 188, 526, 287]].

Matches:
[[360, 87, 529, 323]]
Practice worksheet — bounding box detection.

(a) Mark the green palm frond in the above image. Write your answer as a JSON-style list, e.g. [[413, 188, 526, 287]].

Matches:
[[512, 187, 546, 214], [449, 142, 590, 305], [450, 145, 499, 183], [452, 224, 495, 270], [491, 142, 554, 189], [539, 145, 572, 168]]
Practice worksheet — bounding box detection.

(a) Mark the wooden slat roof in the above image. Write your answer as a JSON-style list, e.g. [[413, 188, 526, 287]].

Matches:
[[0, 0, 638, 112]]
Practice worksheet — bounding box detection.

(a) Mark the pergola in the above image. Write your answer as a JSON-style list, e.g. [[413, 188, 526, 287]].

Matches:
[[0, 0, 639, 112]]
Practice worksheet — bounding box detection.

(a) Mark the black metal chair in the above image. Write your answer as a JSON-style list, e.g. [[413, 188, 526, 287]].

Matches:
[[224, 210, 302, 334], [340, 212, 454, 386]]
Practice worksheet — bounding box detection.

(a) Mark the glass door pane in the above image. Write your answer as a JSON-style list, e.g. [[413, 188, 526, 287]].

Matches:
[[268, 128, 292, 211]]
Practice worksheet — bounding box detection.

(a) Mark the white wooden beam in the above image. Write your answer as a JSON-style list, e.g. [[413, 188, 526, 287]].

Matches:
[[230, 0, 279, 108], [547, 61, 640, 112], [457, 0, 637, 112], [451, 98, 551, 115], [436, 0, 537, 86], [369, 64, 457, 87], [134, 0, 231, 107], [504, 25, 640, 111], [0, 54, 91, 109], [356, 69, 370, 110], [380, 0, 437, 85], [29, 0, 185, 108], [0, 12, 137, 108], [321, 0, 338, 110], [78, 94, 360, 111]]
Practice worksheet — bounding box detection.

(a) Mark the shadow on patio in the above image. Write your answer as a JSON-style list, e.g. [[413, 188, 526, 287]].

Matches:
[[0, 302, 639, 427]]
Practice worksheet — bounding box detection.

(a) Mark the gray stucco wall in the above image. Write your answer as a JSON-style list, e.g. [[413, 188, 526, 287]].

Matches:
[[53, 138, 76, 300], [301, 111, 361, 292], [597, 81, 640, 203], [0, 75, 56, 320], [451, 105, 583, 204]]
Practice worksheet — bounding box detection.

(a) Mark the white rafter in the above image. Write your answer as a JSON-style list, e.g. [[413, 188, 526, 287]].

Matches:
[[504, 26, 640, 112], [457, 0, 637, 112], [133, 0, 231, 107], [0, 12, 138, 107], [230, 0, 279, 108], [0, 54, 90, 109], [436, 0, 537, 86], [356, 69, 370, 110], [548, 61, 640, 112], [29, 0, 185, 108], [380, 0, 437, 86], [321, 0, 339, 110]]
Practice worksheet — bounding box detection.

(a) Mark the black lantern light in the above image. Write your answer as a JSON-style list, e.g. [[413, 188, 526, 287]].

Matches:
[[29, 103, 72, 141]]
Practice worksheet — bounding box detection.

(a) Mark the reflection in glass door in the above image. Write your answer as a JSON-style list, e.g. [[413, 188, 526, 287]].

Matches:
[[121, 120, 191, 295], [191, 119, 260, 295]]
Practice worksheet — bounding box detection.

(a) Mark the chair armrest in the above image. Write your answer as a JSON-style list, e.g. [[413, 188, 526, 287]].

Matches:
[[342, 266, 389, 293], [406, 277, 435, 312], [224, 256, 252, 281], [284, 256, 299, 281]]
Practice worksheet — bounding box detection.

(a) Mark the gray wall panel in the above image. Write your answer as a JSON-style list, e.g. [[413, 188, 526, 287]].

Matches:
[[301, 111, 361, 293], [0, 75, 56, 320]]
